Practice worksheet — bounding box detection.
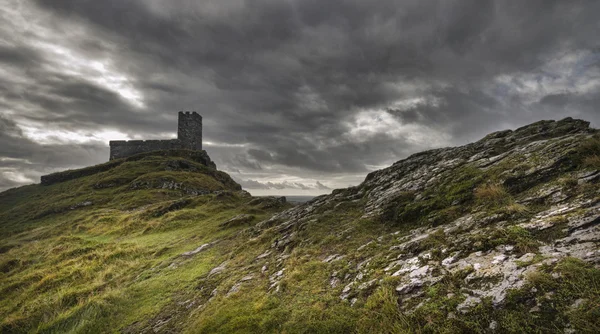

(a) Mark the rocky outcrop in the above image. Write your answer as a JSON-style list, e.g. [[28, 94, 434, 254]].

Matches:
[[251, 117, 600, 319]]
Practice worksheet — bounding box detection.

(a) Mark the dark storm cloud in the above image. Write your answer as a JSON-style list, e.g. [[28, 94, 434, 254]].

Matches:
[[0, 115, 105, 166], [1, 0, 599, 192], [0, 45, 43, 67], [0, 115, 108, 189], [1, 67, 175, 135], [539, 94, 573, 107]]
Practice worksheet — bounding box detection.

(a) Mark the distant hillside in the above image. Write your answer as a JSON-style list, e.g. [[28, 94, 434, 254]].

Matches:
[[1, 118, 600, 333]]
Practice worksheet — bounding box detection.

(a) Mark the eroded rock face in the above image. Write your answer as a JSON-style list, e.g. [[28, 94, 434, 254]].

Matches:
[[248, 118, 600, 315]]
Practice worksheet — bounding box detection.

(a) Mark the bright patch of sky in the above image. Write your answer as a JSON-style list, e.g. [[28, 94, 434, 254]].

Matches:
[[1, 2, 145, 108], [1, 170, 36, 184], [347, 108, 450, 147], [492, 50, 600, 104], [203, 141, 250, 148], [35, 42, 145, 108], [20, 125, 130, 145]]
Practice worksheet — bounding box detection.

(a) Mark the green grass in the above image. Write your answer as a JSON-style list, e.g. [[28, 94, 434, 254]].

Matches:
[[0, 154, 288, 333], [474, 183, 512, 206], [382, 166, 484, 228], [0, 193, 284, 332], [584, 155, 600, 169], [1, 129, 600, 333], [465, 225, 539, 255], [573, 133, 600, 169], [371, 257, 600, 334]]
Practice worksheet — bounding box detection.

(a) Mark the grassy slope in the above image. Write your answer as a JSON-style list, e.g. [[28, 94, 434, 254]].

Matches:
[[1, 135, 600, 333], [0, 155, 290, 333]]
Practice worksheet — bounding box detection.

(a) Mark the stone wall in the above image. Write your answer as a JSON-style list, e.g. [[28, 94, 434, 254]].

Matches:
[[108, 111, 203, 160], [109, 139, 184, 160]]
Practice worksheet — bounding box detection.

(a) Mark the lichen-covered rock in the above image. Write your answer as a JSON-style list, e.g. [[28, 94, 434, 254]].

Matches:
[[250, 117, 600, 329]]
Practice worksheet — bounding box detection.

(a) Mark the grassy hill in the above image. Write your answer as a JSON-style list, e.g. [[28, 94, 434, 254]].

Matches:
[[0, 151, 291, 332], [1, 119, 600, 333]]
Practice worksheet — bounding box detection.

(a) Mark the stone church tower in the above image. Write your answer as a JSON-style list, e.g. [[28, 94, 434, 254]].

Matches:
[[178, 111, 203, 150], [109, 111, 203, 160]]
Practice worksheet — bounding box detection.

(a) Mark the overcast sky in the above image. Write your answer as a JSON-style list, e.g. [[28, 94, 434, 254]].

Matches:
[[1, 0, 599, 195]]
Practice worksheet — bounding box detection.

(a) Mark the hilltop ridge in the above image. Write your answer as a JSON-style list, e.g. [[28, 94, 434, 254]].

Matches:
[[1, 118, 600, 333], [39, 149, 217, 185]]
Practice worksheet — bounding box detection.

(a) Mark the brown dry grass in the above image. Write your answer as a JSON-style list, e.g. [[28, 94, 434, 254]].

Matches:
[[474, 184, 510, 203], [584, 155, 600, 168]]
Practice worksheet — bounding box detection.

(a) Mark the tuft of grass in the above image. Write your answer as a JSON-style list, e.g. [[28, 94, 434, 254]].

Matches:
[[503, 203, 530, 215], [414, 229, 447, 257], [560, 176, 579, 189], [474, 184, 511, 206], [584, 155, 600, 169], [580, 134, 600, 154], [574, 134, 600, 168], [356, 286, 403, 333], [473, 183, 534, 217], [466, 226, 539, 256]]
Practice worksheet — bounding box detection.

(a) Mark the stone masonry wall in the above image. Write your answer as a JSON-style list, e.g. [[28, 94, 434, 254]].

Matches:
[[178, 111, 203, 150], [108, 111, 203, 160], [109, 139, 184, 160]]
